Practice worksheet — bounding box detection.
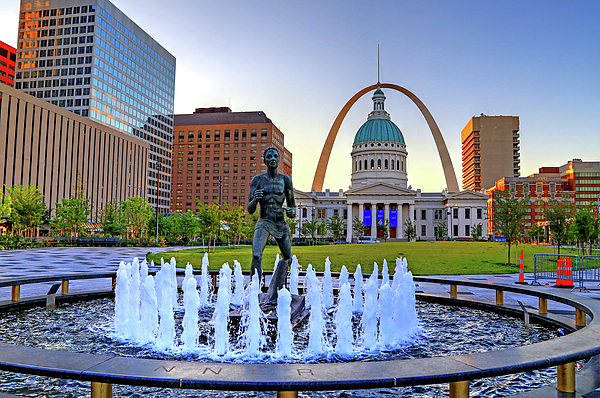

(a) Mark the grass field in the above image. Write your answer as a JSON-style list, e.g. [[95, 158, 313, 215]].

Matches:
[[146, 242, 574, 276]]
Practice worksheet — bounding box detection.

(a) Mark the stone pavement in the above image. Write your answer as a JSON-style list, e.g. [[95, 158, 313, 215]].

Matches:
[[0, 246, 200, 301]]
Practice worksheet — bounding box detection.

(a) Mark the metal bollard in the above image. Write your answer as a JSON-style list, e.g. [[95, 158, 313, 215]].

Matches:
[[496, 290, 504, 305], [450, 284, 457, 298], [91, 381, 113, 398], [449, 380, 469, 398], [557, 362, 575, 393], [11, 285, 20, 301], [539, 297, 548, 314], [61, 280, 69, 295], [576, 308, 587, 328], [277, 392, 298, 398]]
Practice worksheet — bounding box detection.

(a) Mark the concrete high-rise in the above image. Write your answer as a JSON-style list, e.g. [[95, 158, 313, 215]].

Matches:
[[172, 108, 292, 212], [14, 0, 175, 212], [0, 84, 148, 221], [461, 115, 520, 192]]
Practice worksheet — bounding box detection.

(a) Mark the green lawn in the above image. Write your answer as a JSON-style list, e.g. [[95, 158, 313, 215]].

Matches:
[[146, 242, 574, 275]]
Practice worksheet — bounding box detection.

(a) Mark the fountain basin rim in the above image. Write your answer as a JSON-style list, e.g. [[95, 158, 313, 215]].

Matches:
[[1, 277, 599, 391]]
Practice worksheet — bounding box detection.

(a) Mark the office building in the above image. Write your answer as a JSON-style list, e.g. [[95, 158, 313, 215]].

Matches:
[[558, 159, 600, 210], [172, 108, 293, 212], [0, 84, 149, 222], [0, 41, 16, 87], [15, 0, 176, 212], [486, 173, 575, 239], [462, 115, 520, 191]]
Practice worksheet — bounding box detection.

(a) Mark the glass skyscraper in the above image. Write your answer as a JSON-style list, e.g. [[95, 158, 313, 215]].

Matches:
[[15, 0, 175, 212]]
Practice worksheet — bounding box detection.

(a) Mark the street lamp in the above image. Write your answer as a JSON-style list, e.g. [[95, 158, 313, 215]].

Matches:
[[127, 185, 145, 199]]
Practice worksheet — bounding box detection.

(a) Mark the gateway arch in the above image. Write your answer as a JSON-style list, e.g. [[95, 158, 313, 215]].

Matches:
[[311, 83, 460, 193]]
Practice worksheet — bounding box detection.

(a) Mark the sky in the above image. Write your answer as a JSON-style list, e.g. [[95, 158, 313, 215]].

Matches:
[[2, 0, 599, 193]]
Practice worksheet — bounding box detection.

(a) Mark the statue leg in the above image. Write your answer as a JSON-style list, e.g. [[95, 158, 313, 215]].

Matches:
[[265, 234, 293, 304], [251, 228, 269, 284]]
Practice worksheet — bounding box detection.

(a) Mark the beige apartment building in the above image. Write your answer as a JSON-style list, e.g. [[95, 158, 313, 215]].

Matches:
[[462, 115, 520, 192], [0, 84, 149, 219]]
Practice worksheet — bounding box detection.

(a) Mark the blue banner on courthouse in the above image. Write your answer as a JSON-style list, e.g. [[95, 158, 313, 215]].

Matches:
[[376, 209, 384, 226], [390, 210, 397, 227], [363, 209, 371, 227]]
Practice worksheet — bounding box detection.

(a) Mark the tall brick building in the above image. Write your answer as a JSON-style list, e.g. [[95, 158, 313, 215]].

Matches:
[[171, 108, 292, 212]]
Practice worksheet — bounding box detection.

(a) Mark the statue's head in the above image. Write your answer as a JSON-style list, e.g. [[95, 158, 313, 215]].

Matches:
[[263, 146, 280, 168]]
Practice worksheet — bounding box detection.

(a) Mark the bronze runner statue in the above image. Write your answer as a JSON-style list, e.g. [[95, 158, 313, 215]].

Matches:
[[247, 146, 296, 307]]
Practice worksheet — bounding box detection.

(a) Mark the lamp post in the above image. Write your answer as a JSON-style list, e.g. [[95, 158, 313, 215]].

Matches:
[[127, 185, 145, 199]]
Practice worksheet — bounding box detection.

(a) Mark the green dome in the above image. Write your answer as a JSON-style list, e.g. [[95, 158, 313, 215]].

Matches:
[[353, 118, 405, 145]]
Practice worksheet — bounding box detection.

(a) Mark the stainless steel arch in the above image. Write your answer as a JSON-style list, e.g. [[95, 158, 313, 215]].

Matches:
[[311, 83, 459, 193]]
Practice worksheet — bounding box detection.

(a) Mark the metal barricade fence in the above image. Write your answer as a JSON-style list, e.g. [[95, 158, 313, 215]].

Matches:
[[580, 255, 600, 286], [534, 254, 600, 290]]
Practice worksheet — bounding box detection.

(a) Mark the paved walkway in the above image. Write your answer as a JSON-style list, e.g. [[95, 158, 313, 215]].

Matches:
[[0, 246, 200, 300]]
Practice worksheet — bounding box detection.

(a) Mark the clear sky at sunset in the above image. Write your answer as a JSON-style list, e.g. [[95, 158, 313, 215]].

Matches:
[[2, 0, 599, 193]]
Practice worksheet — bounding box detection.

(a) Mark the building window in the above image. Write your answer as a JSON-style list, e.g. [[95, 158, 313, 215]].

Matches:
[[477, 208, 482, 219], [453, 225, 459, 237], [465, 208, 470, 219], [371, 159, 374, 169], [465, 225, 470, 236], [453, 208, 458, 219], [434, 209, 443, 220], [377, 159, 381, 169], [421, 210, 426, 220], [421, 225, 426, 236]]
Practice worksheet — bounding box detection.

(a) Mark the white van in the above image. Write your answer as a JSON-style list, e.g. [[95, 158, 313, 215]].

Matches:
[[358, 236, 380, 243]]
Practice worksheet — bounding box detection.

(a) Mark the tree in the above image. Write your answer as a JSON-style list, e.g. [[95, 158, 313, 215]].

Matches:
[[470, 223, 483, 241], [0, 192, 11, 219], [378, 219, 390, 242], [492, 190, 529, 265], [545, 201, 574, 255], [285, 216, 298, 242], [434, 223, 448, 241], [528, 222, 544, 245], [352, 215, 365, 242], [301, 218, 318, 245], [404, 219, 416, 242], [101, 201, 124, 237], [571, 206, 599, 255], [196, 201, 222, 251], [317, 220, 328, 243], [120, 196, 153, 241], [52, 178, 90, 238], [5, 185, 46, 236], [327, 214, 346, 242], [223, 204, 246, 247]]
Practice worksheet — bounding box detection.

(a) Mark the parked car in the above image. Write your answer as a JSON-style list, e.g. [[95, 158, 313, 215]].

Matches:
[[357, 236, 380, 243], [331, 239, 349, 244]]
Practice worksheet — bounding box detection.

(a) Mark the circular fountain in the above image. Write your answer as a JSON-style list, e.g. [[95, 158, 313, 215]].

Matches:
[[112, 255, 419, 362], [1, 254, 600, 397]]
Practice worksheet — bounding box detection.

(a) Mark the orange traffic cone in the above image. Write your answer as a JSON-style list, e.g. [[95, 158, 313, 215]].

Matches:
[[556, 258, 574, 287], [516, 250, 528, 285]]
